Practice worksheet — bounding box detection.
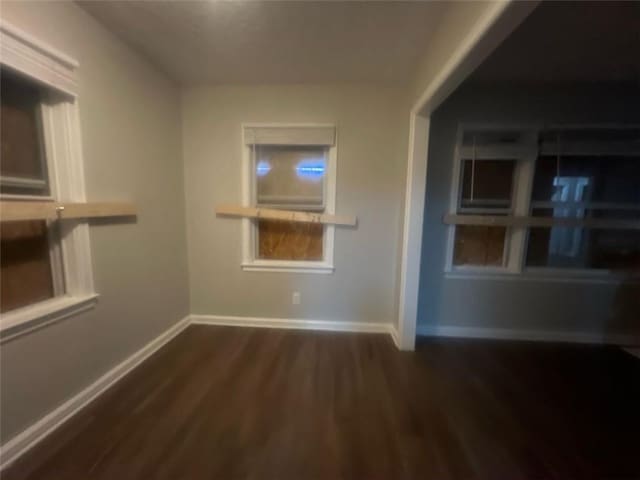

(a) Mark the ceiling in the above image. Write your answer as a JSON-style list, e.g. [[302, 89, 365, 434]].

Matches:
[[78, 1, 449, 86], [471, 1, 640, 85]]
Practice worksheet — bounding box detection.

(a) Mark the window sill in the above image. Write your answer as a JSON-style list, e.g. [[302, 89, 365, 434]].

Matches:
[[0, 293, 99, 343], [242, 260, 334, 274], [444, 267, 633, 285]]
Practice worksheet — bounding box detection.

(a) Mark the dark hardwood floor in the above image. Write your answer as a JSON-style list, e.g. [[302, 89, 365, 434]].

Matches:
[[4, 325, 640, 479]]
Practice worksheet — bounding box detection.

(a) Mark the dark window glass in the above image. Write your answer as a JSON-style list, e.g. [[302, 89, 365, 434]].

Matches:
[[1, 71, 57, 312], [531, 155, 640, 205], [528, 146, 640, 271], [1, 69, 49, 196], [526, 209, 640, 270], [460, 159, 515, 209]]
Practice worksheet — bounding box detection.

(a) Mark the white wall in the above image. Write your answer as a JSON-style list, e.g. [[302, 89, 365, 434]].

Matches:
[[0, 1, 190, 443], [407, 0, 502, 106], [418, 82, 640, 342], [182, 85, 407, 324]]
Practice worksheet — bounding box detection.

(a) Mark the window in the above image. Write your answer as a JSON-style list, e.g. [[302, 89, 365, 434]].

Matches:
[[526, 129, 640, 271], [1, 22, 96, 338], [1, 70, 49, 196], [447, 125, 640, 277], [255, 146, 326, 261], [453, 159, 515, 267], [450, 129, 535, 270], [1, 69, 64, 312], [241, 125, 337, 273]]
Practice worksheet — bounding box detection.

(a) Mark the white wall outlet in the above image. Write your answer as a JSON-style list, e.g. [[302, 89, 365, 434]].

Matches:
[[292, 291, 301, 305]]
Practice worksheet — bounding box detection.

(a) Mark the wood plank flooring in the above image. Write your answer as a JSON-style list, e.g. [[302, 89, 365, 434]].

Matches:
[[4, 325, 640, 479]]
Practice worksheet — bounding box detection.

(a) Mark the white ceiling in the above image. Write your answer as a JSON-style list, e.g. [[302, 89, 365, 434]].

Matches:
[[471, 1, 640, 84], [78, 1, 449, 86]]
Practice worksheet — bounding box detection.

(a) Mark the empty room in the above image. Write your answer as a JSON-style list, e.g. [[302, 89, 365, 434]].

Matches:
[[0, 1, 638, 478]]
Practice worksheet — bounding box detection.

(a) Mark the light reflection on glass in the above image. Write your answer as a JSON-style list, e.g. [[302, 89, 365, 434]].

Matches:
[[295, 159, 325, 181], [549, 176, 590, 257], [256, 160, 271, 177]]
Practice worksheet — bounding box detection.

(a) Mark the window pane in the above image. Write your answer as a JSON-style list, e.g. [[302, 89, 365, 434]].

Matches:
[[257, 219, 323, 261], [525, 209, 640, 270], [255, 146, 326, 210], [1, 221, 54, 312], [460, 159, 515, 209], [526, 227, 640, 270], [1, 69, 49, 196], [453, 225, 506, 267], [531, 155, 640, 205]]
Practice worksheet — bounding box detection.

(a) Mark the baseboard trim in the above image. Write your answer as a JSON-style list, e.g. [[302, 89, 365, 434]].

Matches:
[[0, 315, 191, 471], [1, 314, 396, 469], [389, 325, 401, 349], [191, 314, 394, 336], [416, 324, 638, 345]]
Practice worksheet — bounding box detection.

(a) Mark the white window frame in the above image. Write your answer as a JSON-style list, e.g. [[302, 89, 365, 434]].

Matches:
[[445, 124, 536, 275], [444, 123, 640, 283], [240, 123, 337, 274], [0, 21, 97, 341]]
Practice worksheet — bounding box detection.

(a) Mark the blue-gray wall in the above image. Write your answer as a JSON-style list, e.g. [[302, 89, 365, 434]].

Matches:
[[417, 83, 640, 342]]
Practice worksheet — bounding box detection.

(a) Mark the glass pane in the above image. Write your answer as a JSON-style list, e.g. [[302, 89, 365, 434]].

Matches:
[[0, 69, 49, 196], [255, 146, 326, 209], [257, 219, 323, 261], [590, 229, 640, 270], [1, 220, 54, 312], [526, 227, 640, 270], [453, 225, 506, 267], [460, 159, 515, 209], [531, 155, 640, 205], [526, 208, 640, 270]]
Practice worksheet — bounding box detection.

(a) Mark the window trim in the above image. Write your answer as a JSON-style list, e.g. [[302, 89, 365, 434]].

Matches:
[[1, 21, 97, 340], [445, 123, 639, 279], [240, 123, 337, 274], [445, 125, 536, 274]]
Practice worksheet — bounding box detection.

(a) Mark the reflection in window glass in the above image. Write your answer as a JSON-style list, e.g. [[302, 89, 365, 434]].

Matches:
[[0, 68, 49, 196], [527, 152, 640, 270], [527, 227, 640, 270], [460, 159, 515, 209], [531, 155, 640, 205], [1, 70, 59, 312], [255, 145, 326, 210], [526, 208, 640, 270]]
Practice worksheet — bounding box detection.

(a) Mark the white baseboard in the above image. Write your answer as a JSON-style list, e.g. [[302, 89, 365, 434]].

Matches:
[[416, 324, 638, 345], [1, 314, 396, 470], [191, 314, 394, 337], [0, 315, 191, 471], [388, 324, 401, 349]]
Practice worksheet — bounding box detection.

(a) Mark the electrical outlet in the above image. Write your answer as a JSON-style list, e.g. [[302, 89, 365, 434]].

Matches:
[[292, 291, 301, 305]]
